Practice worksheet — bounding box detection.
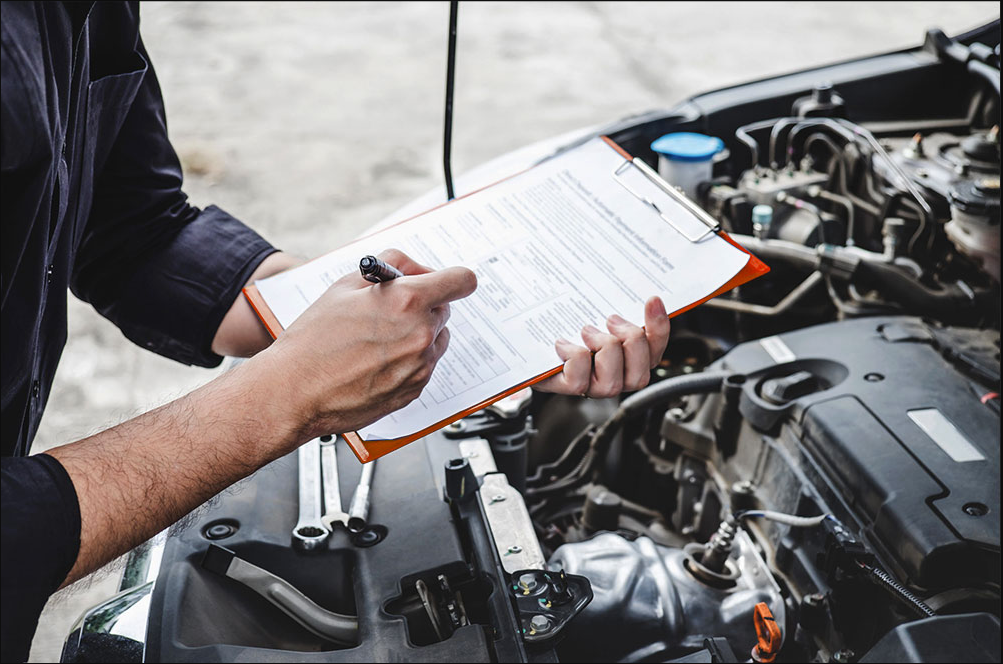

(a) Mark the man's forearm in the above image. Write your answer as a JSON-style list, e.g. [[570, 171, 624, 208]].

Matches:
[[46, 248, 479, 588], [211, 251, 303, 357], [47, 354, 300, 587]]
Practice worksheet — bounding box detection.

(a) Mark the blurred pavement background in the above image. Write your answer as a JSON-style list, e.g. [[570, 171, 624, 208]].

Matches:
[[29, 1, 998, 660]]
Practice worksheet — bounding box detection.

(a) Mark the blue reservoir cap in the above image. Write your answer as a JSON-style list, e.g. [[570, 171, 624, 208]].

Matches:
[[651, 132, 724, 163], [752, 205, 773, 227]]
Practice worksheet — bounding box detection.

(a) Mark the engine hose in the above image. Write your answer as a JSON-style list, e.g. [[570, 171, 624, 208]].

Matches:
[[730, 235, 820, 271], [737, 510, 832, 528], [854, 259, 989, 317], [529, 371, 731, 496], [588, 371, 731, 469], [860, 562, 937, 619], [730, 234, 994, 318]]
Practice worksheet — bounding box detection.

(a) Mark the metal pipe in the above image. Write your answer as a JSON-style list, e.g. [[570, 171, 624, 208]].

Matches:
[[703, 271, 825, 316], [735, 118, 785, 169]]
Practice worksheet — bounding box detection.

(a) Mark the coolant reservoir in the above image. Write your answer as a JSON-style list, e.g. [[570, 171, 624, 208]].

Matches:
[[651, 132, 724, 200]]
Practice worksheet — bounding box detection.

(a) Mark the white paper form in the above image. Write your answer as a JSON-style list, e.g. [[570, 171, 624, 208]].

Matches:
[[253, 138, 751, 441]]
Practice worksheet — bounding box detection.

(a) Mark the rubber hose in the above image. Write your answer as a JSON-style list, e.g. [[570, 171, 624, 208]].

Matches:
[[854, 259, 984, 316], [589, 370, 731, 460], [731, 234, 991, 317], [729, 234, 820, 272]]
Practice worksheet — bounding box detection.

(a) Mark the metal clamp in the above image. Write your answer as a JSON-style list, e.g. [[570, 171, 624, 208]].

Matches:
[[612, 157, 721, 243]]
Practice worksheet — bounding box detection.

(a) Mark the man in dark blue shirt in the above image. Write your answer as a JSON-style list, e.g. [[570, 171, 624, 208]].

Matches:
[[1, 2, 671, 660]]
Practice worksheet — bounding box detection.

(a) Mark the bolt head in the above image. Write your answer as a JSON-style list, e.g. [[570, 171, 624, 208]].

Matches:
[[804, 593, 825, 606], [529, 614, 551, 633], [518, 573, 538, 591], [491, 494, 506, 503], [964, 502, 989, 516], [507, 545, 523, 554], [205, 523, 236, 540], [833, 649, 854, 663]]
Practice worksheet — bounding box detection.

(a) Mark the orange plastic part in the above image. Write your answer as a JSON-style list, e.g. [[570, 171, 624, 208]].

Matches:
[[753, 602, 782, 662]]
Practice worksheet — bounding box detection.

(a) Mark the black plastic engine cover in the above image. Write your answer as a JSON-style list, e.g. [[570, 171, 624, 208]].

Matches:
[[715, 316, 1000, 590], [143, 434, 542, 662]]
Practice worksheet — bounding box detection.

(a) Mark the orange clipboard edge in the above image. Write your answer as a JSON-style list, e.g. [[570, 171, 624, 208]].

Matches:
[[244, 135, 769, 464], [243, 284, 283, 341]]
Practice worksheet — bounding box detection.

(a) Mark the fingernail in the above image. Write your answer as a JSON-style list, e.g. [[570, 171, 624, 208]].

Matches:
[[651, 297, 666, 317], [607, 313, 628, 326], [583, 324, 601, 334], [556, 338, 572, 346]]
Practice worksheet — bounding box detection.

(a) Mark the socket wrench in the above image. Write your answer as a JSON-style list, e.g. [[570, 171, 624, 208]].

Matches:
[[320, 436, 349, 530], [292, 438, 329, 550], [347, 460, 376, 533]]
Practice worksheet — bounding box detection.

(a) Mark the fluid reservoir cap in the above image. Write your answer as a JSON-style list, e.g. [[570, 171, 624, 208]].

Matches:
[[752, 205, 773, 227], [651, 132, 724, 163]]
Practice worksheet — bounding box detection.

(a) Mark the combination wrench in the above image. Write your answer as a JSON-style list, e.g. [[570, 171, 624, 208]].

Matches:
[[320, 436, 349, 530], [292, 437, 329, 550], [347, 459, 376, 533]]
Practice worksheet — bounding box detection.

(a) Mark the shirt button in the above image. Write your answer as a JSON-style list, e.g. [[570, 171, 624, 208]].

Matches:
[[32, 381, 41, 399], [46, 264, 54, 284]]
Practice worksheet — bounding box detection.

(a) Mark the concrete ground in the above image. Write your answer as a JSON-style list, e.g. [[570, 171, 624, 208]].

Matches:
[[27, 1, 998, 661]]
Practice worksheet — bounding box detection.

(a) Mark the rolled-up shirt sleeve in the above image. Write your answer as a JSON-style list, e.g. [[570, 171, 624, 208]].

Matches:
[[70, 37, 276, 368], [0, 454, 81, 663]]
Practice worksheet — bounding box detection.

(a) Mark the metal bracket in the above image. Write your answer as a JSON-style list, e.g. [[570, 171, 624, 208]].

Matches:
[[612, 157, 721, 243]]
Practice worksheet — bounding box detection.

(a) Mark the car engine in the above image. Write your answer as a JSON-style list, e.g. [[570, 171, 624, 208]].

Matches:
[[63, 24, 999, 664]]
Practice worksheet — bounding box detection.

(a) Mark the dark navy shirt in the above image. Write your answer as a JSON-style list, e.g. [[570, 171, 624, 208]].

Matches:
[[1, 2, 276, 659]]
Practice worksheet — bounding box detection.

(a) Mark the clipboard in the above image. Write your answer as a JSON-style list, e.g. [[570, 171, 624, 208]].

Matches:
[[244, 136, 769, 463]]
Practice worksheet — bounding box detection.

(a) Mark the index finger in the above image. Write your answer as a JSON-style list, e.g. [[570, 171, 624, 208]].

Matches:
[[406, 266, 478, 307], [375, 248, 433, 276]]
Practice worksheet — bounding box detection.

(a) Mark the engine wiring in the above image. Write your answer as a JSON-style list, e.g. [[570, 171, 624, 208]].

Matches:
[[734, 510, 837, 528], [857, 561, 938, 619], [732, 509, 941, 620]]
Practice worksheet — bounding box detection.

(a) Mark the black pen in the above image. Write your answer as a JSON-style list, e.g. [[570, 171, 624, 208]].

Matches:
[[359, 255, 405, 283]]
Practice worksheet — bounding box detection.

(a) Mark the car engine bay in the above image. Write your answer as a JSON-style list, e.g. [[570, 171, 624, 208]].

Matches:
[[62, 23, 1000, 664]]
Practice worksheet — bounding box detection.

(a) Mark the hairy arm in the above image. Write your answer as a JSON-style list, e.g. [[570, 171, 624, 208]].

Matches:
[[48, 249, 477, 587], [48, 355, 297, 586]]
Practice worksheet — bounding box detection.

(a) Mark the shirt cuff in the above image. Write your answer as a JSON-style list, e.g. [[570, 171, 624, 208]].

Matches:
[[113, 205, 277, 367], [1, 454, 81, 662]]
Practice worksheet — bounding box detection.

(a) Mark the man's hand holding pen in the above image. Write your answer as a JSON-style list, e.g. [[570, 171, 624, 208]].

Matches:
[[257, 248, 476, 441]]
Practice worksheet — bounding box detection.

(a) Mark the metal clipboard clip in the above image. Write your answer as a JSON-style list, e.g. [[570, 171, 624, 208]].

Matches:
[[612, 157, 721, 243]]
